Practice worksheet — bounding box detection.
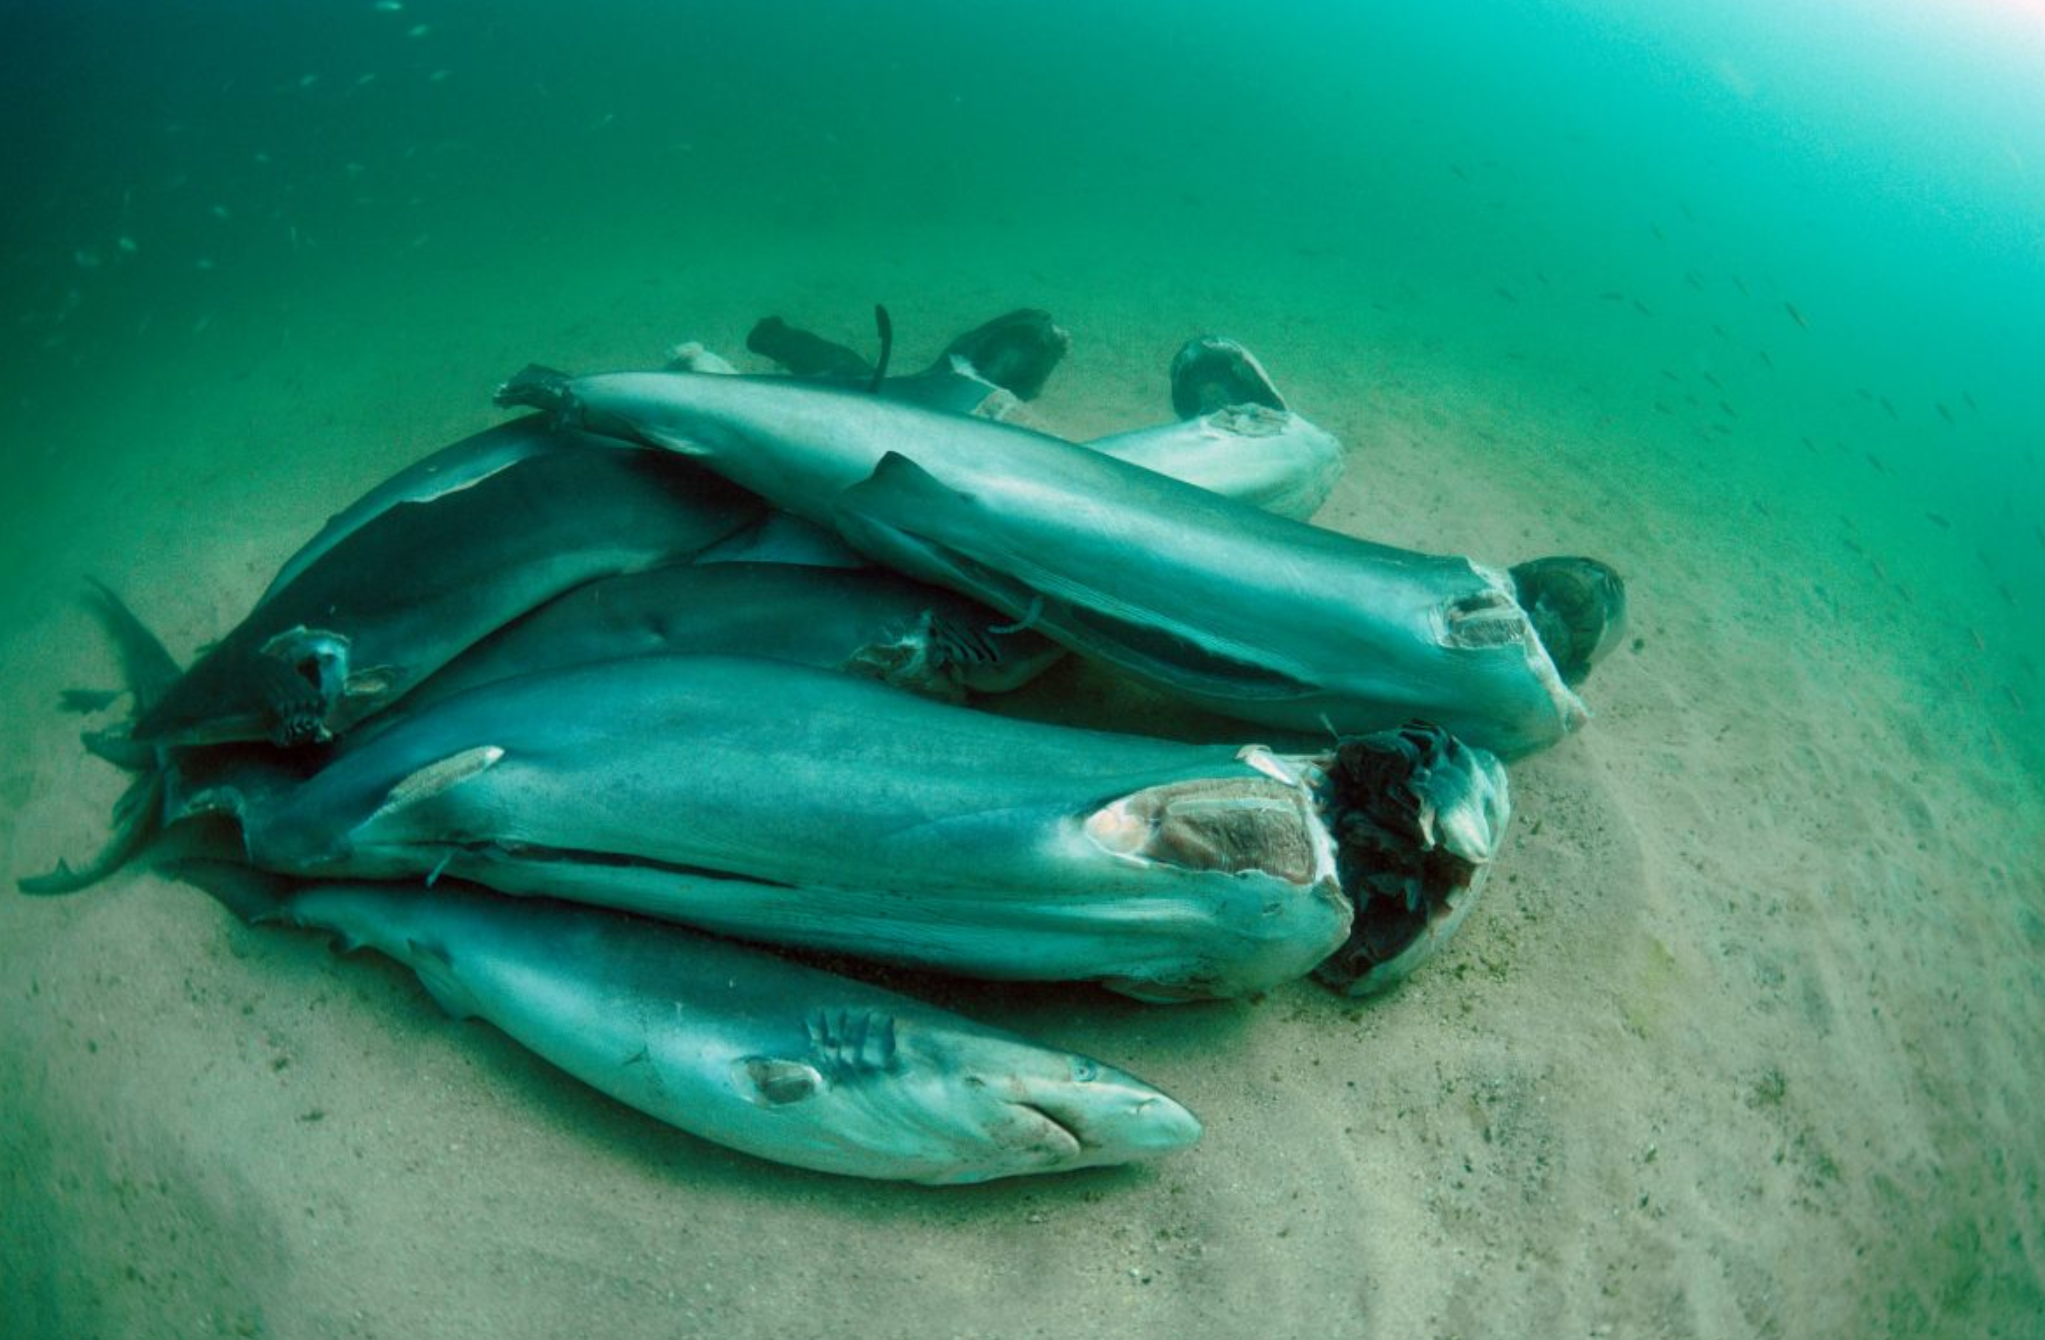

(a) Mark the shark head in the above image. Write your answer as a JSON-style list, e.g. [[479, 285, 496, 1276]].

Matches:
[[133, 626, 353, 749], [725, 1007, 1201, 1185]]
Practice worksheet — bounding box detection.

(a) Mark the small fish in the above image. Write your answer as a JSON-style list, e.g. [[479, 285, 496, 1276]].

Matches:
[[2034, 523, 2044, 550], [1719, 400, 1738, 419], [2007, 685, 2027, 715], [1925, 511, 1950, 529], [1632, 299, 1654, 316], [1731, 275, 1749, 297], [1999, 582, 2017, 608], [1841, 535, 1864, 556], [1935, 402, 1954, 425], [1599, 291, 1626, 303], [1756, 350, 1773, 370], [1963, 391, 1977, 411], [374, 1, 403, 11], [1495, 286, 1517, 303], [1783, 301, 1808, 329], [1685, 271, 1705, 290], [1880, 396, 1897, 420], [1864, 452, 1887, 474], [1650, 222, 1666, 243], [1969, 627, 1987, 653], [1702, 371, 1724, 391]]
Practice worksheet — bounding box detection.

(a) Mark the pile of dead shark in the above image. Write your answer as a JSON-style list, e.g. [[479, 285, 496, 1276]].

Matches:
[[26, 309, 1626, 1185]]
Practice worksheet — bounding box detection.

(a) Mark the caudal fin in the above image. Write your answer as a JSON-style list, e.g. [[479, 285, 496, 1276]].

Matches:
[[19, 771, 166, 895], [17, 581, 185, 895]]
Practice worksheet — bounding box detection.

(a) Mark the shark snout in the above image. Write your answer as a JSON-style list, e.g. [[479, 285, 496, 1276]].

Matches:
[[1002, 1060, 1203, 1170]]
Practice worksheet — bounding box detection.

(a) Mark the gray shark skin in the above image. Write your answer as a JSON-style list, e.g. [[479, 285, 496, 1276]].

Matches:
[[132, 420, 764, 749], [398, 561, 1064, 713], [165, 861, 1201, 1184], [254, 416, 617, 606], [497, 369, 1590, 757], [196, 654, 1366, 1002]]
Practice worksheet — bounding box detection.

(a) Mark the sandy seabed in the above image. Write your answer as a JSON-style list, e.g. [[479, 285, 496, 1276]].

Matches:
[[2, 248, 2041, 1340]]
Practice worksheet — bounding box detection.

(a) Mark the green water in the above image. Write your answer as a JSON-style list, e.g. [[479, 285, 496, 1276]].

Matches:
[[7, 0, 2041, 717], [4, 2, 2042, 1336]]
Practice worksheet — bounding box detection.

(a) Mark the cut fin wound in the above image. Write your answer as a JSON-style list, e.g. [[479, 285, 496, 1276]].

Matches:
[[734, 1056, 824, 1107], [373, 746, 505, 821]]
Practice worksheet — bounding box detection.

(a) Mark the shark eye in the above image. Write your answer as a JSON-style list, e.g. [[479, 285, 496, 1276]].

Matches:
[[1070, 1058, 1100, 1084]]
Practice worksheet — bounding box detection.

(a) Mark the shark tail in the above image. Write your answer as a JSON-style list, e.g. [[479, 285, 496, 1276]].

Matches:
[[17, 580, 186, 895]]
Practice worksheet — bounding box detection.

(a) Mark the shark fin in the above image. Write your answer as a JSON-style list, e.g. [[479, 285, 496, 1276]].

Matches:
[[405, 937, 482, 1020]]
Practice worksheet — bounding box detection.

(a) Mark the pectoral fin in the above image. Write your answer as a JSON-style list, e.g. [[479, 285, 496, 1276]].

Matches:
[[406, 938, 482, 1020], [833, 453, 1313, 700]]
